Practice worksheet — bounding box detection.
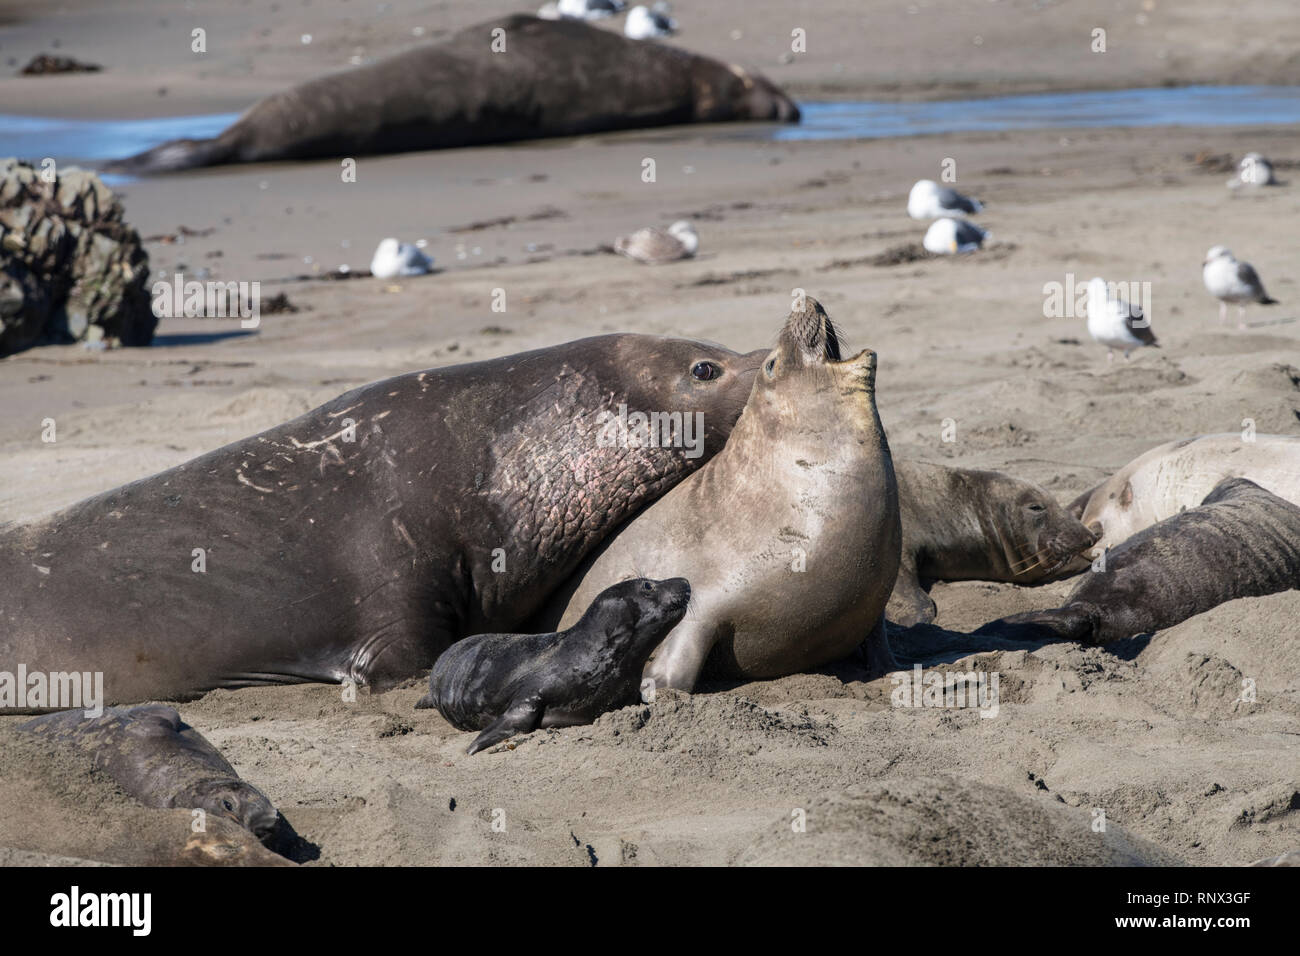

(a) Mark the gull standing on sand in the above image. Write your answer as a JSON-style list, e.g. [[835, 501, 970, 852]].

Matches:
[[1202, 246, 1278, 327], [625, 3, 677, 38], [614, 220, 698, 264], [1086, 277, 1158, 361], [370, 238, 432, 278], [907, 179, 983, 220], [922, 217, 987, 255], [556, 0, 625, 19], [1227, 152, 1277, 188]]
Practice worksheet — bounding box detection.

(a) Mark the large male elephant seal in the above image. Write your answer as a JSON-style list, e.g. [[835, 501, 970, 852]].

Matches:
[[886, 461, 1097, 627], [980, 478, 1300, 645], [1069, 433, 1300, 556], [545, 297, 901, 691], [110, 15, 800, 173], [18, 705, 280, 844], [0, 335, 763, 704], [419, 577, 691, 755]]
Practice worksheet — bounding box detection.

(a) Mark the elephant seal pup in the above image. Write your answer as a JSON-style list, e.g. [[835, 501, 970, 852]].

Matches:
[[1069, 433, 1300, 556], [18, 705, 280, 843], [418, 577, 691, 755], [548, 296, 901, 690], [110, 14, 799, 173], [886, 461, 1097, 626], [0, 334, 762, 704], [980, 478, 1300, 645]]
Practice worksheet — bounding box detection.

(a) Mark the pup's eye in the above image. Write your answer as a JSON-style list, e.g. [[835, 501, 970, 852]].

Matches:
[[1027, 504, 1046, 513], [691, 361, 720, 381], [765, 358, 776, 376], [642, 581, 655, 591]]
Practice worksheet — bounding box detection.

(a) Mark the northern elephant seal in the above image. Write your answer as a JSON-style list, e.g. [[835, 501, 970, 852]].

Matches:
[[545, 296, 901, 690], [110, 15, 800, 173], [886, 461, 1097, 627], [981, 478, 1300, 645], [1069, 433, 1300, 556], [418, 577, 690, 755], [18, 704, 280, 843], [0, 335, 763, 704]]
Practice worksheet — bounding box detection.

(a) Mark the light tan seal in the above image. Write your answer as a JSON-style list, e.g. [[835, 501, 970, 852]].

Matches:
[[544, 296, 901, 691]]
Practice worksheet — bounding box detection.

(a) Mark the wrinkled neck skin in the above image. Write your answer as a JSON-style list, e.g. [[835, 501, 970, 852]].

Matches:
[[902, 468, 1035, 583]]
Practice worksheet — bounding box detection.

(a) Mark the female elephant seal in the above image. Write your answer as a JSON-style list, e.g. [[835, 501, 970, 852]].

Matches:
[[981, 478, 1300, 645], [110, 14, 799, 173], [886, 461, 1097, 627], [546, 296, 901, 690], [18, 705, 280, 844], [418, 577, 691, 755], [1069, 433, 1300, 556], [0, 335, 762, 704]]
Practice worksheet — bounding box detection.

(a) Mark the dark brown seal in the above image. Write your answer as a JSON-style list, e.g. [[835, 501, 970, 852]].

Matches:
[[978, 478, 1300, 644], [0, 334, 762, 704], [418, 577, 691, 755], [109, 15, 799, 173], [887, 461, 1097, 626]]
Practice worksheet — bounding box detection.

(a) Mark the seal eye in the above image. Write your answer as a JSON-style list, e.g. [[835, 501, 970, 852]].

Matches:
[[1027, 504, 1046, 513], [764, 358, 776, 376], [691, 361, 720, 381], [641, 580, 655, 592], [222, 798, 236, 812]]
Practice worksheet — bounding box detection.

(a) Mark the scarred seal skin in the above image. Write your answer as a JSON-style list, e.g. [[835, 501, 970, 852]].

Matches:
[[886, 461, 1098, 627], [545, 296, 902, 691], [109, 14, 800, 173], [0, 334, 763, 704], [979, 478, 1300, 645], [18, 704, 280, 843], [418, 577, 691, 755]]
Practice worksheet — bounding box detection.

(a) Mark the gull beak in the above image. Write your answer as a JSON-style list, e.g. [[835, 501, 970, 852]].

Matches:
[[950, 240, 958, 253]]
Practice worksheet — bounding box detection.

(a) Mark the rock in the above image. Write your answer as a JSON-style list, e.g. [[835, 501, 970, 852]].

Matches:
[[0, 158, 155, 355], [19, 54, 102, 76]]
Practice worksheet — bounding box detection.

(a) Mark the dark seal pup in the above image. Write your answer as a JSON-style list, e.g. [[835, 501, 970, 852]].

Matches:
[[418, 577, 691, 755], [0, 335, 762, 704], [978, 478, 1300, 645], [887, 461, 1098, 627], [110, 15, 799, 173], [18, 704, 280, 843]]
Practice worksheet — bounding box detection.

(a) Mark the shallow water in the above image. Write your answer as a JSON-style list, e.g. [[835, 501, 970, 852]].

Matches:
[[2, 85, 1299, 165]]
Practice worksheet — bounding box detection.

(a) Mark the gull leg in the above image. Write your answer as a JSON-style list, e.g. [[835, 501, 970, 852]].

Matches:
[[1219, 301, 1228, 325], [1237, 305, 1248, 330]]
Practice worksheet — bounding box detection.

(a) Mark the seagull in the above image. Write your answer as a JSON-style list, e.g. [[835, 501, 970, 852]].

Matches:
[[614, 220, 697, 264], [370, 238, 432, 278], [625, 3, 677, 38], [1227, 152, 1278, 189], [907, 179, 983, 220], [556, 0, 625, 19], [922, 217, 987, 255], [1086, 277, 1158, 361], [1202, 246, 1278, 327]]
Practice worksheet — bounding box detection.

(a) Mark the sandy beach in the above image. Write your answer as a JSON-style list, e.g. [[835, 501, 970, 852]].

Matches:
[[0, 0, 1298, 866]]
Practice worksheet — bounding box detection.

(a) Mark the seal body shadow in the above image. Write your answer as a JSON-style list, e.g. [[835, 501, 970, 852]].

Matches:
[[547, 297, 902, 691], [886, 461, 1097, 627], [418, 578, 691, 755], [18, 704, 281, 844], [981, 478, 1300, 644], [0, 334, 762, 703], [109, 15, 800, 173]]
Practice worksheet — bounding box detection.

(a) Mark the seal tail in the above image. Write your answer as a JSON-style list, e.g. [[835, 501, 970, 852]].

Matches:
[[103, 136, 237, 174]]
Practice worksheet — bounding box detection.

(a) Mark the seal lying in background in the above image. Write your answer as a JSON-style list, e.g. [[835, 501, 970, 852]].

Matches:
[[18, 705, 280, 844], [1069, 433, 1300, 555], [979, 478, 1300, 645], [886, 461, 1097, 627], [109, 14, 799, 173], [0, 335, 763, 704], [545, 297, 901, 690], [419, 577, 691, 755]]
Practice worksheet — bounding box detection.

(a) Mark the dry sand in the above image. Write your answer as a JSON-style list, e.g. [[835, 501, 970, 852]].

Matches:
[[0, 1, 1298, 865]]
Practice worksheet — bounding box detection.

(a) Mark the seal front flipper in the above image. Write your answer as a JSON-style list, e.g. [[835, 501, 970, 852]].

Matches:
[[885, 565, 937, 628], [466, 695, 545, 756], [975, 604, 1101, 645], [644, 619, 724, 694], [857, 616, 899, 677]]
